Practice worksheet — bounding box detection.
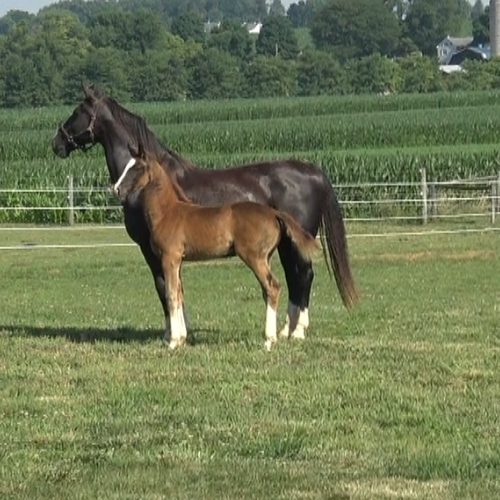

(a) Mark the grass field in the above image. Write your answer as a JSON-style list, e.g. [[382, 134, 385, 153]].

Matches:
[[1, 224, 499, 499]]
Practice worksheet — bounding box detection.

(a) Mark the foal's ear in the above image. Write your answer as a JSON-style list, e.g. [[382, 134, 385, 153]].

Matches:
[[128, 142, 146, 160], [137, 142, 146, 160], [127, 142, 146, 161], [128, 143, 139, 159]]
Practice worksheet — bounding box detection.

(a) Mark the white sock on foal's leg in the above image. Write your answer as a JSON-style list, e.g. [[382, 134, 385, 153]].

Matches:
[[178, 304, 188, 343], [163, 304, 190, 343], [264, 303, 277, 351], [279, 301, 299, 338], [168, 305, 183, 350], [290, 307, 309, 340]]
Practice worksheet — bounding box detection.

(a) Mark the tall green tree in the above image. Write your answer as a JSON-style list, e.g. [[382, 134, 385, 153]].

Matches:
[[0, 20, 49, 107], [351, 54, 402, 94], [472, 4, 489, 46], [129, 50, 188, 101], [256, 14, 299, 59], [296, 48, 350, 95], [310, 0, 401, 60], [217, 0, 267, 21], [287, 1, 308, 27], [269, 0, 286, 16], [36, 10, 89, 68], [471, 0, 485, 20], [187, 47, 244, 99], [206, 19, 253, 60], [404, 0, 472, 56], [397, 55, 445, 93], [287, 0, 327, 27], [243, 55, 297, 97], [171, 10, 205, 44], [0, 10, 34, 35], [82, 46, 131, 101]]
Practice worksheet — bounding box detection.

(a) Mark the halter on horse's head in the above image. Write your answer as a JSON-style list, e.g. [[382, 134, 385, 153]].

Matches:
[[52, 83, 102, 157]]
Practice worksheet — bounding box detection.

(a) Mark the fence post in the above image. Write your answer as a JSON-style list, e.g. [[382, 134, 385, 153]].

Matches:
[[496, 172, 500, 224], [428, 180, 437, 220], [67, 175, 74, 226], [492, 174, 500, 225], [420, 167, 428, 224]]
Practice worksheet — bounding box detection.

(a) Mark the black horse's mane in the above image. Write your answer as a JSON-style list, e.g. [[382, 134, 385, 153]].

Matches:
[[102, 93, 193, 171]]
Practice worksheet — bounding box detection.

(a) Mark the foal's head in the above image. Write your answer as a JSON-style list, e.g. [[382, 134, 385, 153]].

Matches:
[[113, 143, 190, 206], [113, 144, 160, 204]]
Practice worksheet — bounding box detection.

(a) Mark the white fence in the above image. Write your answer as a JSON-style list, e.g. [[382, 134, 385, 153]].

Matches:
[[1, 169, 500, 225]]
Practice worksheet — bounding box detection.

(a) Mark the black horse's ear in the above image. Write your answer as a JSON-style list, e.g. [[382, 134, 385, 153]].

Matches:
[[82, 82, 97, 102]]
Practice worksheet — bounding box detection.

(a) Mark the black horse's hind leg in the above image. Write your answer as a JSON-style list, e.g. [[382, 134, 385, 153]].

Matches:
[[139, 243, 190, 341], [293, 257, 314, 339], [277, 237, 314, 339], [276, 238, 302, 338]]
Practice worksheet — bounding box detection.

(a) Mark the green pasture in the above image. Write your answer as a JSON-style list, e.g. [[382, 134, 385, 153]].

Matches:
[[0, 225, 499, 499]]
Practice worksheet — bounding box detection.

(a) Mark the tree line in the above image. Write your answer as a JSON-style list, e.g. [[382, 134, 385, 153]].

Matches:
[[0, 0, 495, 108]]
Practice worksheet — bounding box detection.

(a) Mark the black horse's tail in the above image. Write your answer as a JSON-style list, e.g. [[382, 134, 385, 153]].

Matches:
[[320, 183, 359, 309]]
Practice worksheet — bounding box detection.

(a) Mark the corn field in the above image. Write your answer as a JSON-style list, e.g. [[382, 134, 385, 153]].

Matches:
[[2, 91, 500, 224]]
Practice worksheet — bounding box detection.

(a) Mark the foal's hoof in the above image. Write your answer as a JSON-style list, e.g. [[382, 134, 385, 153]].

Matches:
[[278, 325, 290, 339], [168, 340, 183, 350], [264, 338, 277, 351]]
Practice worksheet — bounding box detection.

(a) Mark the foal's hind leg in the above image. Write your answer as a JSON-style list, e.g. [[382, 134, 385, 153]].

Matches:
[[243, 254, 281, 350]]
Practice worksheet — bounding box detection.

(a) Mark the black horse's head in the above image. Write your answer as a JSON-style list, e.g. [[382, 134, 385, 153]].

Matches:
[[112, 143, 150, 205], [52, 83, 103, 158]]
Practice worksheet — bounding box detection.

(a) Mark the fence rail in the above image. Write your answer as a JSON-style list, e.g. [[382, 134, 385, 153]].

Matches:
[[1, 171, 500, 225]]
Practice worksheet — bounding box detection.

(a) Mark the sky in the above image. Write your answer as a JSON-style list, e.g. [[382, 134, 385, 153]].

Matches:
[[0, 0, 479, 20]]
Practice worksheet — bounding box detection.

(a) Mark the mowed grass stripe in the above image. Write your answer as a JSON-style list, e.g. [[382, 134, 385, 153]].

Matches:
[[0, 227, 499, 499]]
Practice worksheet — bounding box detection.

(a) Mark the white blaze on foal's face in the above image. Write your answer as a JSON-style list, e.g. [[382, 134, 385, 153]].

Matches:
[[113, 158, 137, 194]]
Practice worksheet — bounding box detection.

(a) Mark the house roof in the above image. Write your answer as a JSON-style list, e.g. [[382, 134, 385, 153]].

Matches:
[[437, 35, 473, 48]]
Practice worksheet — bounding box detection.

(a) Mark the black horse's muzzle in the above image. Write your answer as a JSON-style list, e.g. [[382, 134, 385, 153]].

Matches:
[[51, 129, 72, 158]]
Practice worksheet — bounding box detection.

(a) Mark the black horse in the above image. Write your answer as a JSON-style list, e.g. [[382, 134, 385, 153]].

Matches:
[[51, 84, 358, 341]]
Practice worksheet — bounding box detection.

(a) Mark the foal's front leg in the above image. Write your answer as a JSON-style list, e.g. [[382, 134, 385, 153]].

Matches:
[[139, 242, 190, 342], [161, 255, 185, 350]]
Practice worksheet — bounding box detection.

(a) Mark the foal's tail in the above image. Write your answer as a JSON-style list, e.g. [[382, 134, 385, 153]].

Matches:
[[276, 212, 319, 262]]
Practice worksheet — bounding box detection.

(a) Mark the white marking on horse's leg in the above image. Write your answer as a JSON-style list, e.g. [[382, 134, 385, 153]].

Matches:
[[264, 302, 277, 351], [279, 301, 299, 338], [290, 307, 309, 340], [168, 304, 182, 350], [113, 158, 136, 192], [178, 304, 188, 343]]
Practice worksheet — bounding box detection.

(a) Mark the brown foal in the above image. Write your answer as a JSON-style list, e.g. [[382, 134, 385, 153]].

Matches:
[[113, 147, 318, 350]]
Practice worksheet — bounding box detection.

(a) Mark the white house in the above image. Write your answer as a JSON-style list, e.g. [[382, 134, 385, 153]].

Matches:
[[436, 35, 474, 65], [244, 22, 262, 35]]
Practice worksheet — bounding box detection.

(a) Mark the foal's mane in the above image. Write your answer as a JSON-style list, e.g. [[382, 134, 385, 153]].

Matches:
[[148, 157, 192, 204], [97, 88, 194, 172]]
